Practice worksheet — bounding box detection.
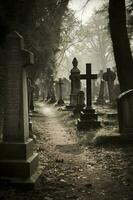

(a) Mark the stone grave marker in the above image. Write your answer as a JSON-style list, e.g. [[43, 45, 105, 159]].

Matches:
[[103, 68, 116, 103], [92, 79, 98, 101], [96, 80, 106, 105], [77, 63, 101, 130], [66, 58, 81, 109], [0, 32, 39, 186], [73, 90, 85, 115], [117, 89, 133, 136], [56, 78, 65, 106], [62, 78, 71, 101]]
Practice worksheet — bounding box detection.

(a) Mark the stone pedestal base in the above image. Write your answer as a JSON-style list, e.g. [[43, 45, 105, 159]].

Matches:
[[0, 139, 39, 187], [77, 108, 101, 130]]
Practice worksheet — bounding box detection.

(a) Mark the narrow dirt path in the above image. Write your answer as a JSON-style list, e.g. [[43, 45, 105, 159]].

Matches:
[[1, 103, 133, 200], [32, 103, 133, 200], [39, 105, 77, 146]]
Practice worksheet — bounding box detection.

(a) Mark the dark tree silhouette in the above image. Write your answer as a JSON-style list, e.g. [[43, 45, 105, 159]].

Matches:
[[109, 0, 133, 92]]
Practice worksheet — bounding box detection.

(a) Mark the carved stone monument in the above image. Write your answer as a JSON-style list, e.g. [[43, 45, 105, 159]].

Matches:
[[73, 90, 85, 115], [67, 58, 81, 109], [77, 63, 101, 130], [96, 80, 106, 105], [103, 68, 116, 103], [0, 32, 39, 186]]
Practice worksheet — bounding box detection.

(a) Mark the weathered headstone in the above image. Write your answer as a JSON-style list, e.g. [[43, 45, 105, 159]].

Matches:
[[96, 80, 106, 105], [62, 78, 71, 100], [117, 90, 133, 136], [103, 68, 116, 103], [56, 78, 65, 106], [73, 90, 85, 115], [67, 58, 81, 109], [77, 63, 101, 130], [92, 79, 98, 101], [0, 32, 39, 185], [77, 91, 85, 108]]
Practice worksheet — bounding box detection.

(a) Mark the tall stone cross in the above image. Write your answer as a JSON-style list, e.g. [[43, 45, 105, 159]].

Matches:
[[0, 31, 39, 185], [80, 63, 97, 109]]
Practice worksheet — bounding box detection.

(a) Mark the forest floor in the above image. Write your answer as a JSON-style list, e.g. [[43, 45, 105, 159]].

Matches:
[[0, 102, 133, 200]]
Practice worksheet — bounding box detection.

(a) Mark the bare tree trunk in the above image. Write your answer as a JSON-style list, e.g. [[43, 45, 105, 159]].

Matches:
[[109, 0, 133, 92]]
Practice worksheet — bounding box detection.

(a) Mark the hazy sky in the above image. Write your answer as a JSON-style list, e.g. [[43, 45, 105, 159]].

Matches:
[[68, 0, 105, 23]]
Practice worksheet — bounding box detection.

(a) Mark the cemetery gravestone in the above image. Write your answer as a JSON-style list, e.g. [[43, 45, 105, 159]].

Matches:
[[77, 91, 85, 108], [77, 63, 101, 130], [96, 80, 106, 105], [0, 32, 39, 185], [62, 78, 71, 100], [73, 90, 85, 115], [103, 68, 116, 103], [67, 58, 81, 109], [92, 79, 98, 101], [117, 89, 133, 136], [56, 78, 65, 106]]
